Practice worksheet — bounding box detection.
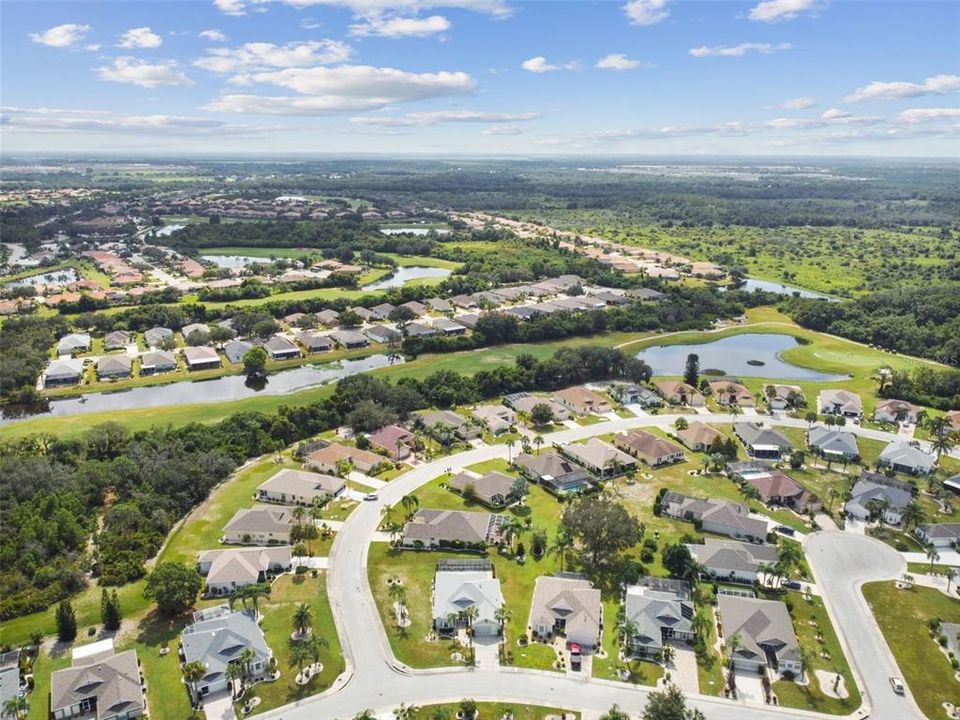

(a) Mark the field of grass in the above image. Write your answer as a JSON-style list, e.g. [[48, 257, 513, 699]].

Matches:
[[410, 703, 579, 720], [198, 246, 320, 260], [862, 581, 960, 720]]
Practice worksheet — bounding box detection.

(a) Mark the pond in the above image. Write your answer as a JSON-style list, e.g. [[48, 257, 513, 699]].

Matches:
[[201, 254, 272, 269], [726, 278, 837, 300], [363, 266, 452, 290], [380, 227, 450, 236], [0, 354, 401, 425], [5, 267, 80, 288], [154, 224, 185, 237], [637, 333, 847, 381]]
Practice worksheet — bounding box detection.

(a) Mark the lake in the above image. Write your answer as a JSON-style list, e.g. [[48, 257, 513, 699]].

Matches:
[[0, 354, 400, 425], [5, 268, 80, 288], [637, 333, 847, 381], [380, 227, 450, 236], [364, 266, 452, 290], [201, 254, 272, 269], [728, 278, 837, 300]]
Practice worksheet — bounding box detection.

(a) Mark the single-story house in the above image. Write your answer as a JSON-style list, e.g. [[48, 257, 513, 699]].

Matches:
[[734, 422, 794, 460], [298, 332, 334, 353], [450, 294, 479, 310], [399, 300, 428, 317], [717, 596, 801, 674], [50, 640, 145, 720], [878, 441, 936, 476], [263, 335, 300, 361], [563, 438, 637, 478], [660, 492, 768, 543], [427, 297, 453, 313], [369, 425, 416, 459], [180, 606, 271, 702], [197, 546, 292, 596], [182, 346, 221, 371], [347, 307, 375, 323], [807, 425, 860, 461], [369, 303, 396, 321], [432, 317, 468, 335], [44, 358, 84, 386], [364, 325, 401, 344], [742, 471, 819, 513], [224, 340, 254, 364], [625, 288, 664, 301], [139, 350, 176, 375], [405, 322, 438, 338], [471, 404, 517, 435], [844, 471, 914, 524], [330, 330, 369, 349], [688, 538, 779, 583], [655, 380, 706, 407], [223, 506, 294, 545], [454, 313, 480, 329], [765, 385, 804, 411], [56, 333, 92, 355], [818, 389, 862, 418], [529, 576, 602, 650], [614, 431, 685, 467], [283, 312, 306, 326], [677, 422, 724, 452], [616, 383, 662, 408], [554, 386, 612, 416], [503, 392, 571, 422], [103, 330, 132, 350], [181, 323, 210, 342], [315, 309, 340, 327], [401, 509, 502, 548], [433, 570, 504, 637], [874, 399, 922, 425], [448, 470, 516, 507], [915, 523, 960, 549], [257, 468, 345, 505], [305, 443, 384, 474], [96, 354, 132, 380], [624, 583, 695, 657], [708, 381, 755, 407], [514, 452, 593, 494], [414, 409, 480, 440], [144, 326, 173, 348]]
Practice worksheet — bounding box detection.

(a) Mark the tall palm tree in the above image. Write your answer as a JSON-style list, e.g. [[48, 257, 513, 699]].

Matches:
[[225, 661, 243, 698], [727, 633, 741, 670], [925, 542, 941, 573], [549, 528, 573, 572], [292, 602, 312, 638], [238, 648, 256, 681], [401, 494, 419, 519], [244, 583, 271, 618], [534, 434, 544, 456], [182, 660, 207, 700], [945, 567, 956, 594], [289, 641, 312, 676], [506, 438, 516, 462], [931, 432, 955, 462], [305, 633, 328, 668], [494, 605, 511, 632], [729, 403, 741, 428], [394, 703, 419, 720], [2, 696, 27, 720], [900, 501, 926, 531]]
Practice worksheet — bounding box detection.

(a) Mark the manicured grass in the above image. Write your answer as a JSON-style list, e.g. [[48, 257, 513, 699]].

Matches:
[[592, 596, 665, 686], [576, 414, 608, 426], [198, 246, 320, 260], [248, 573, 345, 716], [695, 601, 725, 696], [862, 581, 960, 720], [770, 591, 862, 715], [383, 253, 462, 269], [410, 703, 579, 720]]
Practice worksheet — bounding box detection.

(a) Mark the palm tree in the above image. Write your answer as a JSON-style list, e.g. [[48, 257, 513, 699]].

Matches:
[[502, 516, 527, 552], [900, 501, 926, 531], [660, 645, 675, 667], [401, 494, 419, 519], [945, 567, 956, 594], [292, 505, 306, 535], [238, 648, 256, 681], [182, 660, 207, 700], [495, 605, 511, 632], [289, 640, 312, 676], [726, 633, 741, 670], [2, 697, 27, 720], [292, 602, 312, 638], [354, 711, 376, 720], [394, 703, 419, 720], [506, 438, 516, 462], [931, 432, 954, 462], [243, 583, 271, 618], [925, 542, 941, 573], [729, 403, 741, 427], [304, 633, 328, 672], [549, 529, 573, 572], [429, 709, 453, 720], [225, 661, 243, 698], [534, 434, 544, 456], [805, 411, 818, 428], [674, 417, 688, 431]]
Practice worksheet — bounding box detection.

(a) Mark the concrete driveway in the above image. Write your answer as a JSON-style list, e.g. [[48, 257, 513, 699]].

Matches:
[[202, 689, 236, 720], [668, 644, 699, 695], [732, 669, 765, 704]]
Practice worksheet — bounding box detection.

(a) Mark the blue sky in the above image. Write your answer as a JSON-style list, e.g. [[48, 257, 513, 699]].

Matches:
[[2, 0, 959, 156]]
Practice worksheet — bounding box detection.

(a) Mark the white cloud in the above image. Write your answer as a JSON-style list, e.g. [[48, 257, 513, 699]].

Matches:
[[85, 44, 102, 52], [28, 24, 91, 48], [350, 14, 450, 37], [118, 27, 163, 49], [623, 0, 669, 26], [521, 56, 578, 73], [199, 29, 228, 42], [689, 42, 791, 58], [213, 0, 511, 19], [0, 105, 279, 137], [482, 124, 525, 135], [748, 0, 821, 22], [97, 57, 194, 88], [777, 96, 817, 109], [350, 109, 537, 126], [596, 53, 645, 70], [203, 64, 475, 115], [214, 0, 247, 14], [820, 107, 850, 120], [194, 40, 352, 73], [845, 74, 960, 102], [895, 108, 960, 124]]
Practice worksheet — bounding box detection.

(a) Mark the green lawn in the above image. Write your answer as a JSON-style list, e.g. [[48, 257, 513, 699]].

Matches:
[[769, 591, 862, 715], [198, 246, 320, 260], [410, 703, 579, 720], [591, 596, 665, 686], [248, 573, 345, 716], [862, 581, 960, 720]]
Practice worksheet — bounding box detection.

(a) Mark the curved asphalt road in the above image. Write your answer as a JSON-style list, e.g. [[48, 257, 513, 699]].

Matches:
[[257, 412, 935, 720]]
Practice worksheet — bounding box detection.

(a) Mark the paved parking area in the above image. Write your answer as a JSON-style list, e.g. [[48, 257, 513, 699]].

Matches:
[[202, 690, 236, 720], [732, 669, 766, 704], [669, 644, 699, 695], [472, 636, 500, 669]]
